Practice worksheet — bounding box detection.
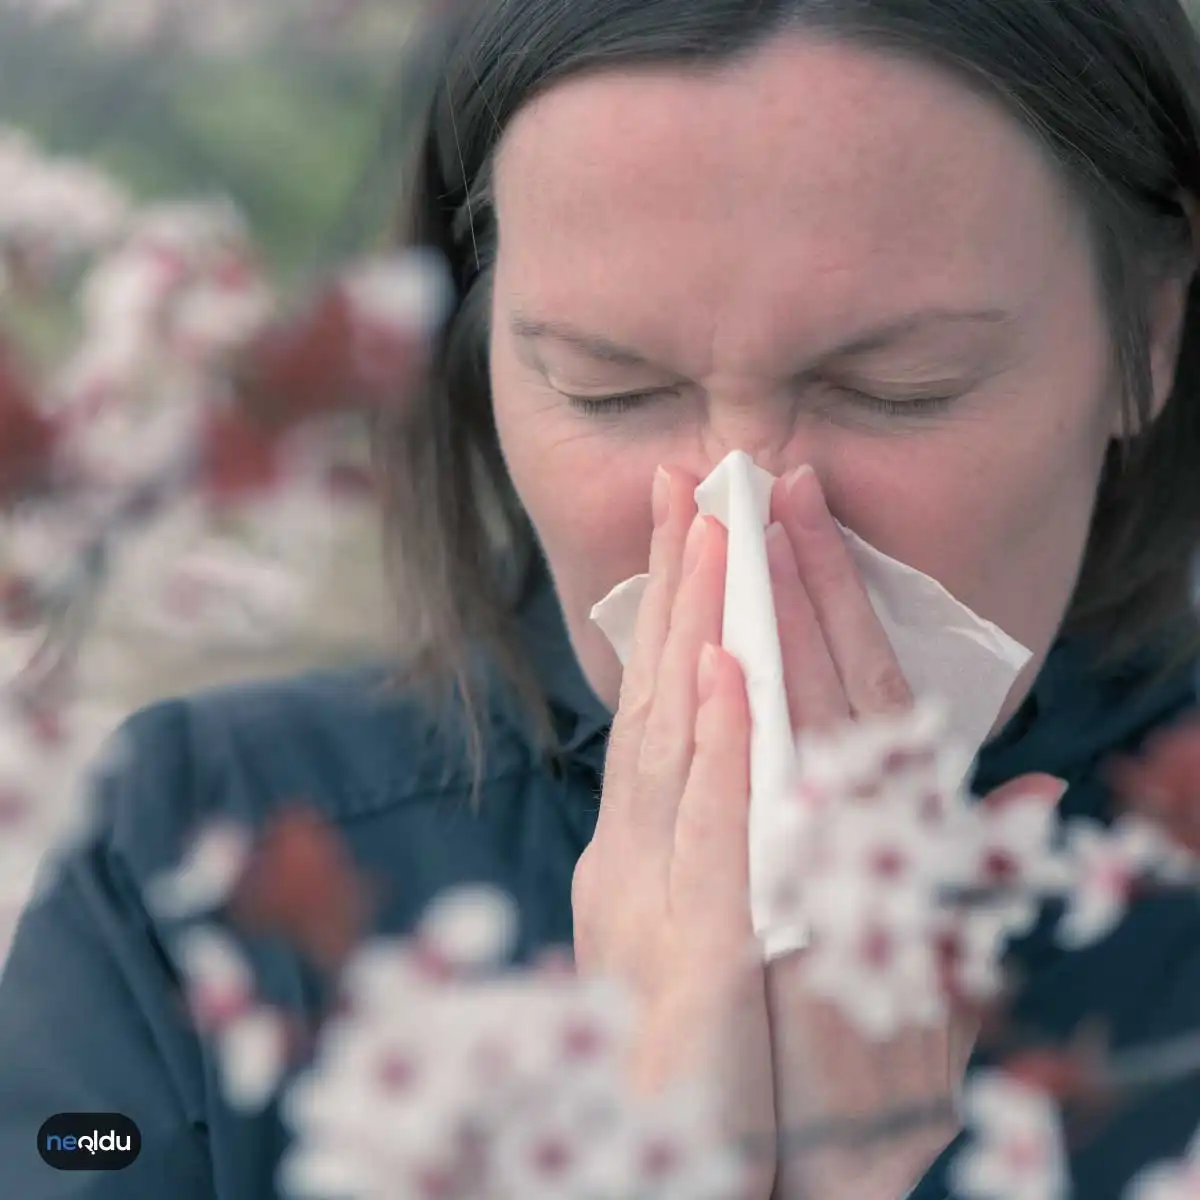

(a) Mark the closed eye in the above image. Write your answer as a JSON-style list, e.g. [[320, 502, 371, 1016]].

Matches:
[[831, 386, 960, 416], [560, 389, 669, 416], [562, 385, 960, 419]]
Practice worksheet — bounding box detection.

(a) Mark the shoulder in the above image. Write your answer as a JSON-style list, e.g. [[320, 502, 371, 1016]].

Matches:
[[88, 662, 538, 887]]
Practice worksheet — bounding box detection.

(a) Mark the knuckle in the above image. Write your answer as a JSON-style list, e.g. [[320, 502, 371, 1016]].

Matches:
[[604, 700, 650, 769], [617, 687, 655, 732], [636, 717, 689, 784]]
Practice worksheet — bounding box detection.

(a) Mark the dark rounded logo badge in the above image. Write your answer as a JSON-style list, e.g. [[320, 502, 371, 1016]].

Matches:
[[37, 1113, 141, 1170]]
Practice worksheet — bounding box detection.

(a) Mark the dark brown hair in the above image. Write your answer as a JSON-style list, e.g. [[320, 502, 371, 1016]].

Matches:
[[370, 0, 1200, 802]]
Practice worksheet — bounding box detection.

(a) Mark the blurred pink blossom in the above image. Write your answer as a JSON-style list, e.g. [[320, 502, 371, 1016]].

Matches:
[[278, 886, 751, 1200], [950, 1070, 1069, 1200]]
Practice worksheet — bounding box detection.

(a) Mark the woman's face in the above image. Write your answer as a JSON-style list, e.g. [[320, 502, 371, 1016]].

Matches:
[[488, 33, 1182, 725]]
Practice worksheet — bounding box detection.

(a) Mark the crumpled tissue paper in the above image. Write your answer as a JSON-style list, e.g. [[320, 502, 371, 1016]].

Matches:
[[589, 449, 1033, 961]]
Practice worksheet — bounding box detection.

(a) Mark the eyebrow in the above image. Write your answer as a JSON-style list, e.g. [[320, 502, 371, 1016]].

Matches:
[[510, 307, 1017, 371]]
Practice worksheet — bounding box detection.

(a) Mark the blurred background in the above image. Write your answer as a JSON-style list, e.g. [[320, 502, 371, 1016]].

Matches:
[[0, 0, 426, 713], [0, 3, 418, 277]]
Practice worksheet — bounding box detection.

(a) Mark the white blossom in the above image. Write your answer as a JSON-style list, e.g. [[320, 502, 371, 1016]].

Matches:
[[1128, 1129, 1200, 1200], [50, 197, 269, 459], [575, 1084, 751, 1200], [73, 244, 183, 345], [952, 790, 1072, 939], [940, 905, 1015, 1003], [790, 700, 959, 807], [169, 270, 274, 363], [949, 1071, 1069, 1200], [1056, 815, 1183, 949], [342, 249, 457, 344], [174, 923, 292, 1111], [279, 891, 748, 1200], [0, 126, 130, 260], [762, 700, 1200, 1041], [143, 541, 312, 648], [144, 817, 253, 920], [55, 389, 203, 496], [416, 883, 520, 970], [1, 506, 93, 594], [230, 437, 343, 564], [770, 700, 1055, 1038], [1128, 1157, 1200, 1200], [801, 802, 939, 935], [802, 906, 947, 1038]]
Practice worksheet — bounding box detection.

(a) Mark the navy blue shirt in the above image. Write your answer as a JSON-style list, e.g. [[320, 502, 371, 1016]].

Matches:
[[1, 566, 1198, 1199]]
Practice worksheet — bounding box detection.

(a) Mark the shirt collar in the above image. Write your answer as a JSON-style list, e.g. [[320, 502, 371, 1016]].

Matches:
[[512, 557, 613, 777], [972, 635, 1196, 806]]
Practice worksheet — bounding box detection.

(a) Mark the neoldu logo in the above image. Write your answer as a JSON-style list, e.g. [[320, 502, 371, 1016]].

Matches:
[[37, 1113, 141, 1171]]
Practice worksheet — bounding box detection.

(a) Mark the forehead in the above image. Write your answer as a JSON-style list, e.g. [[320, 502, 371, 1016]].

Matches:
[[492, 34, 1089, 357]]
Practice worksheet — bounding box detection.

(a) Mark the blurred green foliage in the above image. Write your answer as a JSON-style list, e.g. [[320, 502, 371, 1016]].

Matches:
[[0, 11, 406, 280]]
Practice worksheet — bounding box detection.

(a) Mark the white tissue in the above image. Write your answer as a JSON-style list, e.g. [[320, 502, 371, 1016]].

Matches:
[[589, 449, 1032, 962]]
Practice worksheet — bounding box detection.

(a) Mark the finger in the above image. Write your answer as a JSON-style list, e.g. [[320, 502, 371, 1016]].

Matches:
[[636, 513, 728, 844], [765, 519, 850, 735], [603, 465, 698, 800], [670, 643, 754, 921], [777, 466, 913, 717], [979, 773, 1069, 812]]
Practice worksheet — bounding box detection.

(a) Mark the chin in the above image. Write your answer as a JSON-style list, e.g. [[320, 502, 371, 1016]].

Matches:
[[988, 650, 1047, 737]]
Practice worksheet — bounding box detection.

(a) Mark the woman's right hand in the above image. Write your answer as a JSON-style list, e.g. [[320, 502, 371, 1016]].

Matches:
[[571, 465, 777, 1198]]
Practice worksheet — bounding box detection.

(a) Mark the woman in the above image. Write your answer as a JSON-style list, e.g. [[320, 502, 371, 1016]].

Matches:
[[3, 0, 1200, 1197]]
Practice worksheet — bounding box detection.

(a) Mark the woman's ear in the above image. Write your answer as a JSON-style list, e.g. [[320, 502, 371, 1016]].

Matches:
[[1118, 190, 1200, 438], [1146, 266, 1192, 419]]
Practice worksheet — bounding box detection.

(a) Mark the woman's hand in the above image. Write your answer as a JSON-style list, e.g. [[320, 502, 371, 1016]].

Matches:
[[572, 466, 777, 1200], [763, 464, 1065, 1199]]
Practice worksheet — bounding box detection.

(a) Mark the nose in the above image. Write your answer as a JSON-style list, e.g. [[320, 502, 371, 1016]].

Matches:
[[696, 403, 813, 481]]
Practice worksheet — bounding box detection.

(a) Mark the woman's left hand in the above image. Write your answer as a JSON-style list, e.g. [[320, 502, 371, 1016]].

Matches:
[[763, 465, 1064, 1199]]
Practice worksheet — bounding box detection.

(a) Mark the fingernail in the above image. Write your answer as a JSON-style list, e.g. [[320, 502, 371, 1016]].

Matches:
[[652, 466, 671, 530], [683, 513, 708, 576], [784, 464, 824, 528], [783, 464, 815, 495], [698, 642, 719, 703]]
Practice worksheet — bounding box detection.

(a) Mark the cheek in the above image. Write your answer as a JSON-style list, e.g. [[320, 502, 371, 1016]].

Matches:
[[829, 383, 1114, 697], [489, 324, 663, 622], [829, 256, 1120, 675]]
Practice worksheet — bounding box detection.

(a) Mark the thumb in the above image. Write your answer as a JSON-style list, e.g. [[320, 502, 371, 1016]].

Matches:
[[979, 772, 1069, 812]]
